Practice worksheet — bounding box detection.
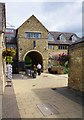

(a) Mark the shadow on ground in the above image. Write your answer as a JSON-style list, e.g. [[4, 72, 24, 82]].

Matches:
[[2, 83, 21, 118], [52, 87, 83, 106], [33, 87, 82, 106]]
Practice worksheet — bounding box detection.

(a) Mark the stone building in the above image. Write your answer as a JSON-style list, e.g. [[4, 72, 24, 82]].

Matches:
[[48, 31, 79, 66], [17, 15, 48, 72], [0, 2, 6, 119], [68, 38, 84, 92], [16, 15, 79, 72]]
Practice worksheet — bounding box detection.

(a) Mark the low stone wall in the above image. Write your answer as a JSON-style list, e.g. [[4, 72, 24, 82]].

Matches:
[[68, 41, 84, 92]]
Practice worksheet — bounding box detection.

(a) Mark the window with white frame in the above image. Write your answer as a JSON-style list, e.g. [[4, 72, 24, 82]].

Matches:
[[25, 32, 41, 39], [71, 35, 77, 42], [48, 33, 54, 41], [48, 45, 54, 50], [59, 34, 66, 41]]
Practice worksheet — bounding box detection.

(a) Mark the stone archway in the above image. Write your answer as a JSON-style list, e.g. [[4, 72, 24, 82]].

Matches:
[[24, 50, 43, 70]]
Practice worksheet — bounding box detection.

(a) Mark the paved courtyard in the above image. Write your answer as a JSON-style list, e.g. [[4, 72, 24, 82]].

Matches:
[[2, 73, 82, 118]]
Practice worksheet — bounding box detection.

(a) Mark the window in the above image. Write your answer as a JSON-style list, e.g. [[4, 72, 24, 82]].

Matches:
[[59, 34, 66, 41], [58, 45, 68, 50], [48, 45, 54, 50], [71, 35, 77, 42], [48, 33, 54, 41], [33, 41, 36, 48], [25, 32, 41, 39]]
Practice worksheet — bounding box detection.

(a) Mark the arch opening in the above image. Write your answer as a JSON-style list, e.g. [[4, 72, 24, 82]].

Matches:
[[24, 51, 43, 70]]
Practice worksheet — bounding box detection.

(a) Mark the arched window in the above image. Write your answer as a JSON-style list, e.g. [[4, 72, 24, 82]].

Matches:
[[48, 33, 54, 41], [71, 35, 77, 42], [59, 34, 66, 41]]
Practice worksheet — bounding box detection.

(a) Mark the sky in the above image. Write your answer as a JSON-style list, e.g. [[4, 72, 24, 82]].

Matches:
[[0, 0, 83, 37]]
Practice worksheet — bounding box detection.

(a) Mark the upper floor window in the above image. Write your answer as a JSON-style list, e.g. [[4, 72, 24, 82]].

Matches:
[[48, 33, 54, 41], [71, 35, 77, 42], [59, 34, 66, 41], [25, 32, 41, 39]]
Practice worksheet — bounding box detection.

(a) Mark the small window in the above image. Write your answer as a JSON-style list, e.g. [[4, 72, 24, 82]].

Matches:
[[59, 34, 66, 41], [33, 41, 36, 48], [25, 32, 41, 39], [48, 33, 54, 41], [71, 35, 77, 42], [58, 45, 68, 50], [48, 45, 54, 50]]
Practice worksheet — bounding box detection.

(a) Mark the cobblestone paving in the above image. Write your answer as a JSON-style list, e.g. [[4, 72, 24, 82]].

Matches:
[[2, 73, 83, 118]]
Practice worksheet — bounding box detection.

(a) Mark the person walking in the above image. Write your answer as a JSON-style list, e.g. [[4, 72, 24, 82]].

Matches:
[[37, 63, 41, 75], [32, 64, 37, 78]]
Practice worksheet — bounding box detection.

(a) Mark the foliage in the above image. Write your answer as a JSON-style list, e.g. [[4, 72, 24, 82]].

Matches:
[[57, 53, 69, 74], [6, 56, 13, 64], [2, 48, 16, 58], [64, 61, 68, 74], [58, 53, 69, 66], [2, 48, 16, 64]]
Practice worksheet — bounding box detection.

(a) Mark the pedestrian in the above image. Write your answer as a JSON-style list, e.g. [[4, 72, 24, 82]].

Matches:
[[6, 62, 12, 86], [32, 64, 37, 78], [37, 63, 41, 75]]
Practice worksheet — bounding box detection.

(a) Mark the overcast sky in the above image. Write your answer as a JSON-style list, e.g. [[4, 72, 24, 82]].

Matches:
[[1, 0, 83, 37]]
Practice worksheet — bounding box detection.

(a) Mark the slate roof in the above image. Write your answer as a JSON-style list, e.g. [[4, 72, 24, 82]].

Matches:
[[70, 36, 84, 45], [48, 31, 80, 45]]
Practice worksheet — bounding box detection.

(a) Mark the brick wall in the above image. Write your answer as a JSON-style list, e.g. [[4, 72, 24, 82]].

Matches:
[[68, 41, 84, 92]]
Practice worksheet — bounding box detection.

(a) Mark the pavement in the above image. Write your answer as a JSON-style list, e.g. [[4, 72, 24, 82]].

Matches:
[[2, 73, 83, 119]]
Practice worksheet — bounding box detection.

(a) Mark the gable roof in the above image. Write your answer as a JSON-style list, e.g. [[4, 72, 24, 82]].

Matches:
[[17, 15, 48, 32], [48, 31, 80, 45]]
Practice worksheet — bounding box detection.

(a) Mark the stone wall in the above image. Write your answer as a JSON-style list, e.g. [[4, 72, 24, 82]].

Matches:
[[0, 31, 6, 120], [0, 3, 6, 119], [18, 15, 48, 72], [68, 41, 84, 92]]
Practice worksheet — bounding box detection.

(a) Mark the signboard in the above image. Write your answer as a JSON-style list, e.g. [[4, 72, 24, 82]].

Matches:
[[5, 28, 15, 34], [5, 28, 16, 43]]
